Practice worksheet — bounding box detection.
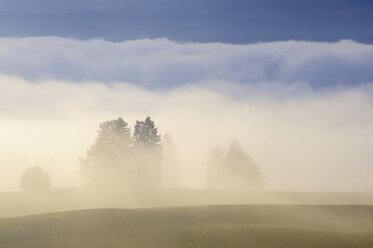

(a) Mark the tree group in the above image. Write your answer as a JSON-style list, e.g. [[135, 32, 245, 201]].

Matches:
[[206, 141, 262, 191], [17, 117, 263, 193], [79, 116, 163, 189]]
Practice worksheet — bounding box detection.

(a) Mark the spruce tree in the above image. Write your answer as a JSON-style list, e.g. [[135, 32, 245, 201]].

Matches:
[[133, 116, 161, 148], [133, 116, 162, 188]]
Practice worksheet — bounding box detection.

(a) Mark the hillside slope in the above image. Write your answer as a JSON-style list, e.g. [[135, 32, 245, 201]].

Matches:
[[1, 205, 373, 248]]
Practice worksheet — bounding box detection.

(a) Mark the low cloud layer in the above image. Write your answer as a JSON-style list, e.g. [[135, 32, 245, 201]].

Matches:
[[0, 38, 372, 89]]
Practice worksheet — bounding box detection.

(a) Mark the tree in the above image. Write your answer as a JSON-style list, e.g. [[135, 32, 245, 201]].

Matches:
[[80, 116, 164, 189], [224, 141, 262, 190], [79, 117, 132, 188], [205, 145, 225, 189], [20, 166, 51, 191], [206, 141, 262, 190], [162, 133, 181, 188], [133, 116, 162, 188], [133, 116, 161, 148]]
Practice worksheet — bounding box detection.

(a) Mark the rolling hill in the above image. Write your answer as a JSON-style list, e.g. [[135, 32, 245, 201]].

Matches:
[[1, 204, 373, 248]]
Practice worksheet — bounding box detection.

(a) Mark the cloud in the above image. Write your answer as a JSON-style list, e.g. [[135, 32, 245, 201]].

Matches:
[[0, 38, 372, 89], [0, 74, 373, 192]]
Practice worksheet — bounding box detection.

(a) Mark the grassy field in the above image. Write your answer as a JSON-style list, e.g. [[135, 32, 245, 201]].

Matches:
[[1, 205, 373, 248]]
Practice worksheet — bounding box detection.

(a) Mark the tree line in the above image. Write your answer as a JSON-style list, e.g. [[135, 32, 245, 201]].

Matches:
[[20, 117, 262, 192]]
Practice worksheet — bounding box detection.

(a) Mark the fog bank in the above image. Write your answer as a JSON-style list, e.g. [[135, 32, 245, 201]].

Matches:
[[0, 75, 372, 192]]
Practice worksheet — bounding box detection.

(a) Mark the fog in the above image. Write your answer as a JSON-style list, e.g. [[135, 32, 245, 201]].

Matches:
[[0, 74, 373, 194], [0, 37, 373, 219]]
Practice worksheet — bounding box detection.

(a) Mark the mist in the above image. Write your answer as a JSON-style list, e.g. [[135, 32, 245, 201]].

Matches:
[[0, 74, 373, 194]]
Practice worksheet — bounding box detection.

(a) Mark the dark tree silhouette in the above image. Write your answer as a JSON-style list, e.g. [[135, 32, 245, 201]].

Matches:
[[79, 117, 132, 187], [133, 117, 161, 148], [20, 166, 51, 191], [162, 133, 181, 188]]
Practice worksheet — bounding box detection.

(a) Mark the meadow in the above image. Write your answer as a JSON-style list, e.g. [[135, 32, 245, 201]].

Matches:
[[1, 204, 373, 248]]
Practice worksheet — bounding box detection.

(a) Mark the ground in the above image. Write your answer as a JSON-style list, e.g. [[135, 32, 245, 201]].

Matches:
[[1, 204, 373, 248]]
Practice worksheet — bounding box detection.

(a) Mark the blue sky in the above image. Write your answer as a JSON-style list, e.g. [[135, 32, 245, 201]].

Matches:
[[0, 0, 372, 43]]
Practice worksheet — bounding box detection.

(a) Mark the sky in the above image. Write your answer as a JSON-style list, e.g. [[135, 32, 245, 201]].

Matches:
[[0, 0, 372, 43], [0, 1, 373, 192]]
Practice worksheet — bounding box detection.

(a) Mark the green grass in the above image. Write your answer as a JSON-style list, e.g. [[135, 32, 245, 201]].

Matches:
[[1, 205, 373, 248]]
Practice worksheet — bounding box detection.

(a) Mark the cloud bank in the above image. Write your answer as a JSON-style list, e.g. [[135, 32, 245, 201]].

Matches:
[[0, 38, 372, 89]]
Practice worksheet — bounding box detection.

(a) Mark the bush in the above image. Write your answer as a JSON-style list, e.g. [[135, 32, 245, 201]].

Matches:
[[20, 166, 52, 191]]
